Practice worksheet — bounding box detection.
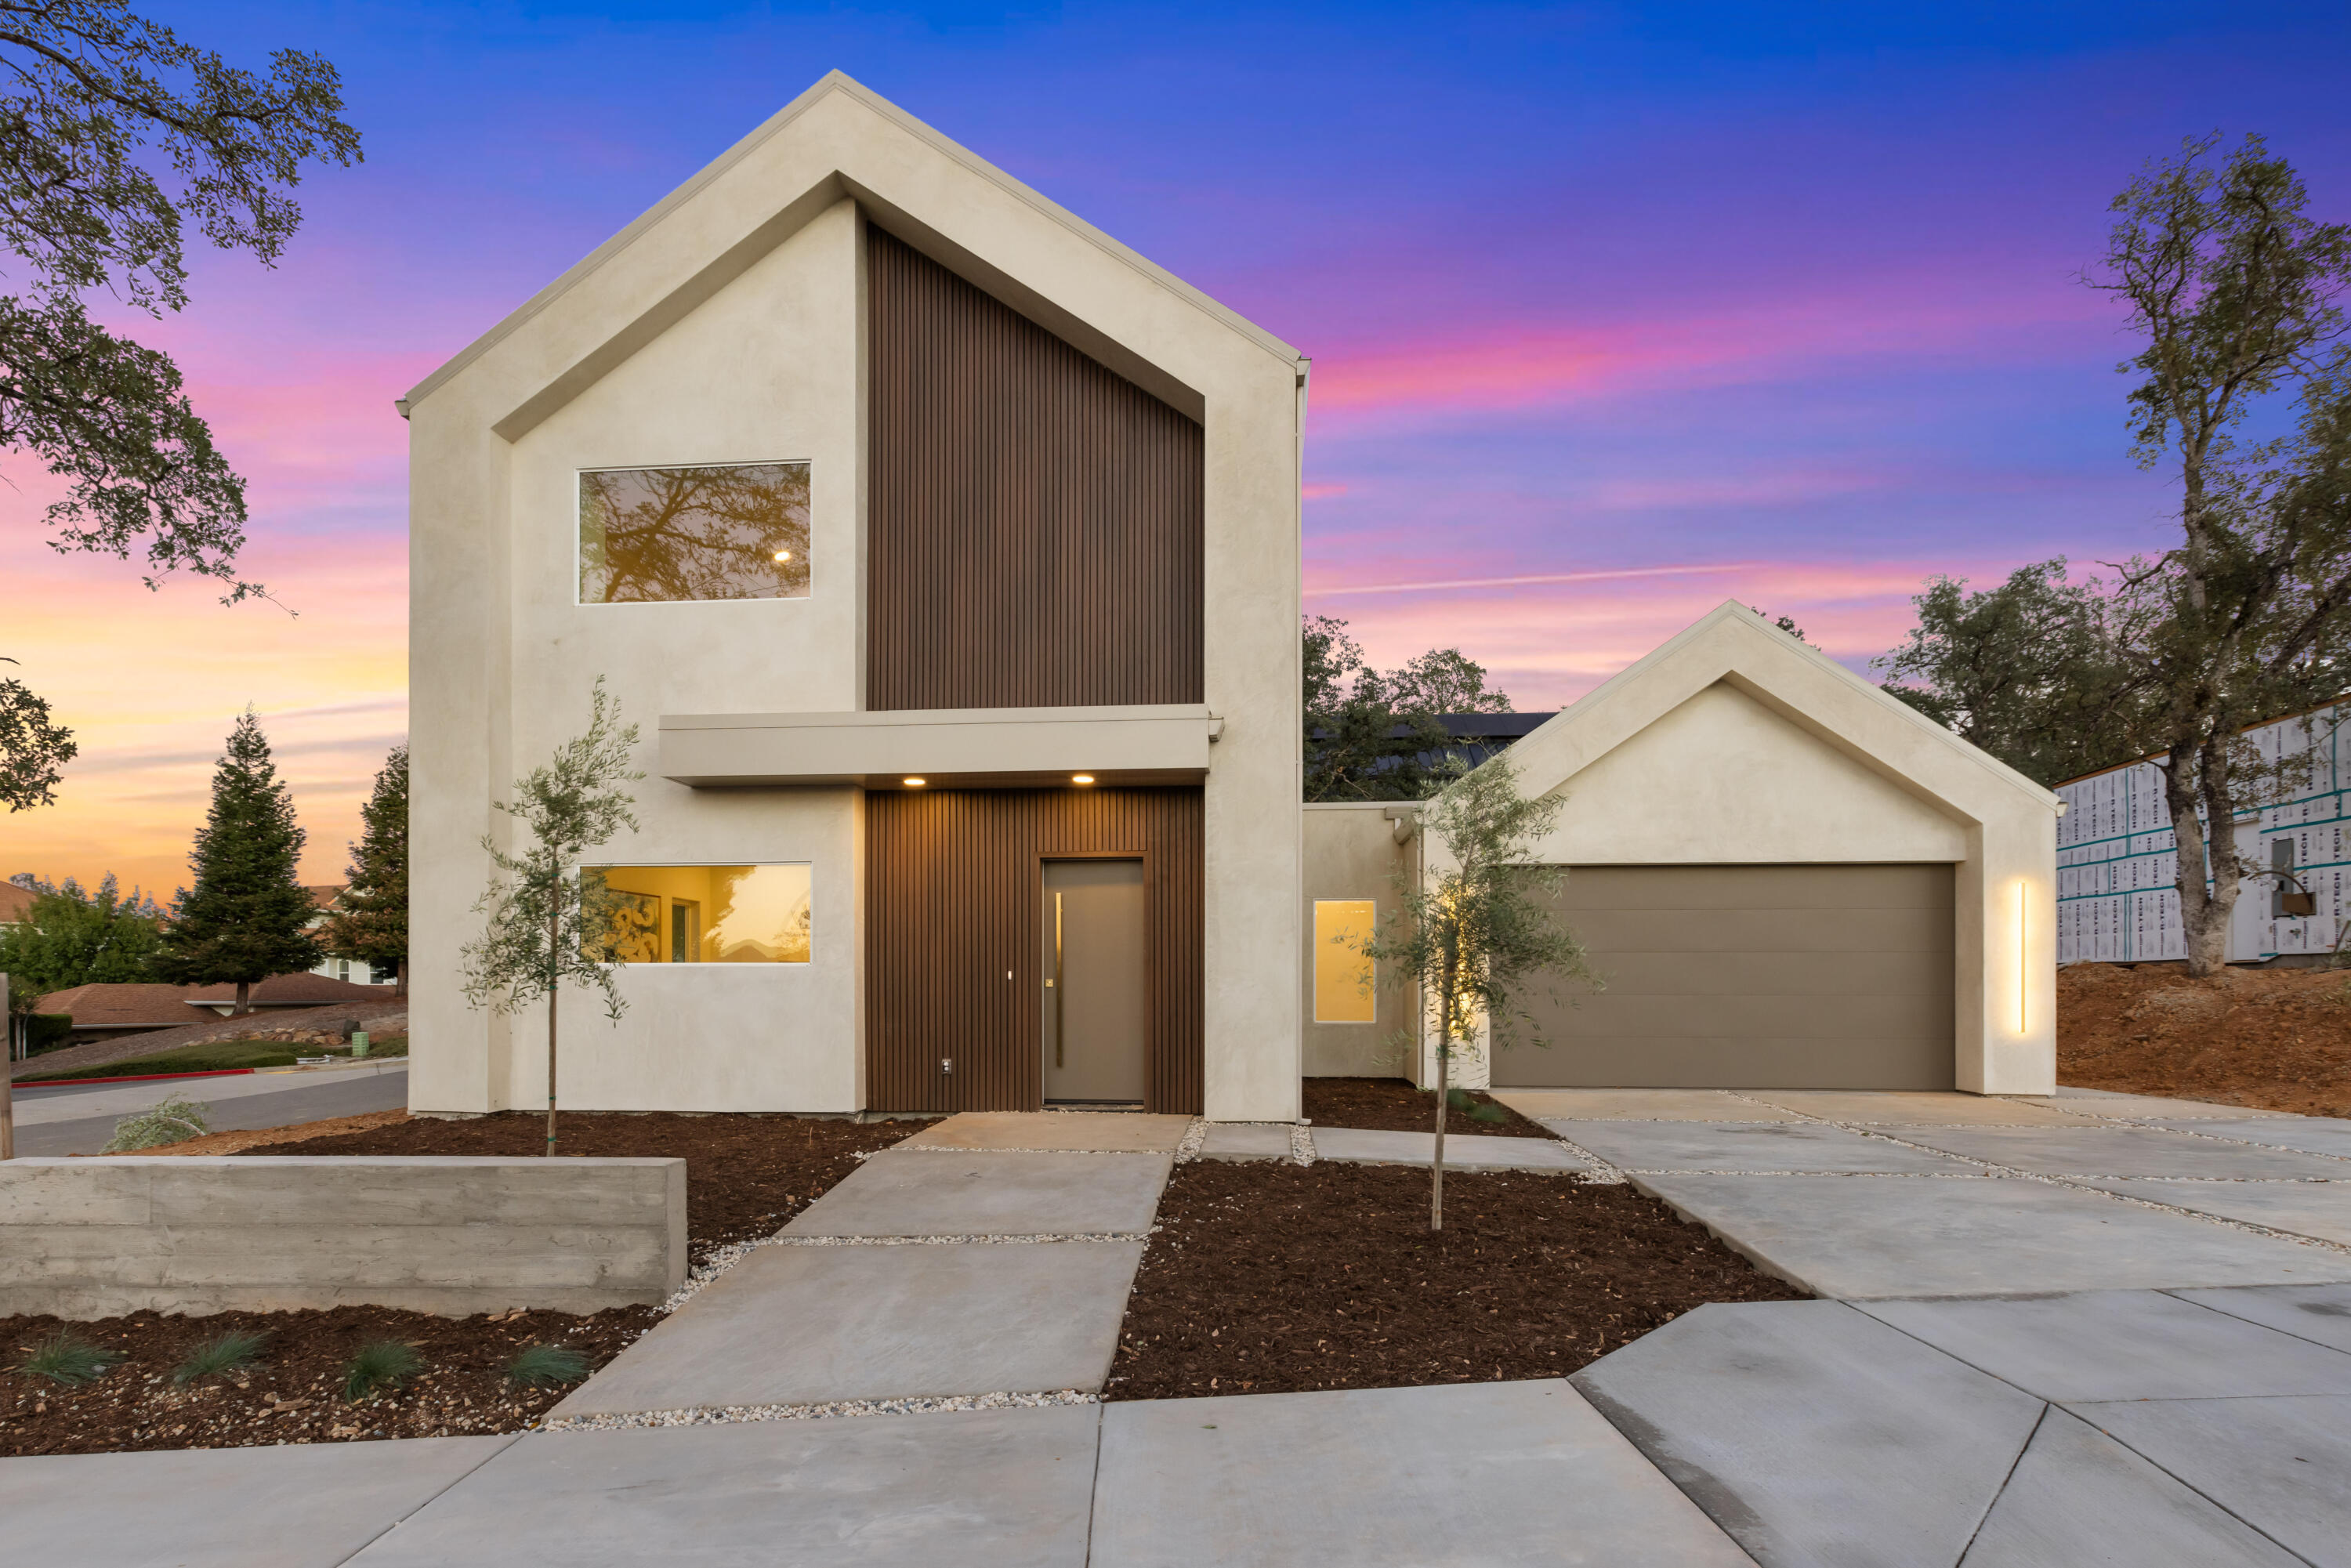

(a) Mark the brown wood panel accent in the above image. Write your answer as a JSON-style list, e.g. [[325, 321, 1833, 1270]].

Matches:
[[865, 226, 1204, 711], [866, 787, 1204, 1113]]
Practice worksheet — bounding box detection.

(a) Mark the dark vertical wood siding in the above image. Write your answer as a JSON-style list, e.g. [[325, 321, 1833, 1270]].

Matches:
[[866, 787, 1204, 1114], [865, 226, 1205, 711]]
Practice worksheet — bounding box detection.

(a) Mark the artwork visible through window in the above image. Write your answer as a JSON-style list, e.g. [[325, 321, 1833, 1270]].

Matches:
[[578, 462, 810, 603], [1313, 899, 1376, 1023], [589, 865, 811, 963]]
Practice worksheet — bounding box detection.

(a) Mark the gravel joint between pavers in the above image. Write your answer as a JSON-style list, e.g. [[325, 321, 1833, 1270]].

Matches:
[[538, 1388, 1099, 1432]]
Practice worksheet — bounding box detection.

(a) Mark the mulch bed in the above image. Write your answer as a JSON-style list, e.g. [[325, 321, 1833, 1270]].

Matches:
[[3, 1110, 914, 1457], [1302, 1075, 1554, 1138], [2061, 962, 2351, 1117], [1104, 1159, 1807, 1400]]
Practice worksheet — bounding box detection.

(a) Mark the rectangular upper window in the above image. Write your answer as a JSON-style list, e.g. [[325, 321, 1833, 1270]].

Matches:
[[589, 864, 811, 964], [1313, 898, 1376, 1023], [578, 462, 810, 604]]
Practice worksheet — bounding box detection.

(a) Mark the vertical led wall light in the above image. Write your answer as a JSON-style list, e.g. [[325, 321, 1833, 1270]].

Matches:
[[2017, 879, 2030, 1034]]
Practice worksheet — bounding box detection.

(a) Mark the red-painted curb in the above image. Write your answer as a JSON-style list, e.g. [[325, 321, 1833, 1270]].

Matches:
[[16, 1067, 259, 1089]]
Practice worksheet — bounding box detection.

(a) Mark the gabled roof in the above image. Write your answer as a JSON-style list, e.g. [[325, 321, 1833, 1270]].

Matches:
[[1501, 601, 2060, 822], [400, 71, 1303, 424]]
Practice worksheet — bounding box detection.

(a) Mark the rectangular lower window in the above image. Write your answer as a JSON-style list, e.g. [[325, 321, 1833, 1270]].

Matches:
[[588, 865, 811, 964], [578, 462, 810, 603], [1313, 899, 1376, 1023]]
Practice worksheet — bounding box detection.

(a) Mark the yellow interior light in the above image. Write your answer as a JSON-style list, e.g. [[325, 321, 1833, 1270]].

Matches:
[[903, 777, 926, 788], [1072, 774, 1096, 784]]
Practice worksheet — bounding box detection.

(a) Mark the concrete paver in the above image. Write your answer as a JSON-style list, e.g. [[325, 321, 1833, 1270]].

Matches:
[[1561, 1118, 1973, 1174], [2079, 1177, 2351, 1245], [1740, 1089, 2103, 1127], [1571, 1299, 2045, 1568], [552, 1240, 1143, 1415], [2141, 1116, 2351, 1160], [1857, 1288, 2351, 1401], [1633, 1171, 2351, 1298], [1491, 1088, 1803, 1121], [349, 1406, 1099, 1568], [1893, 1124, 2351, 1179], [1088, 1380, 1752, 1567], [0, 1433, 515, 1568], [1959, 1406, 2302, 1566], [898, 1110, 1193, 1152], [2072, 1395, 2351, 1568], [1196, 1122, 1295, 1161], [787, 1149, 1169, 1237], [1307, 1126, 1588, 1171], [2168, 1281, 2351, 1355]]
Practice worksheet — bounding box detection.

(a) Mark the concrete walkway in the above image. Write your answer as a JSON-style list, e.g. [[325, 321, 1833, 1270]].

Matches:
[[16, 1095, 2351, 1566]]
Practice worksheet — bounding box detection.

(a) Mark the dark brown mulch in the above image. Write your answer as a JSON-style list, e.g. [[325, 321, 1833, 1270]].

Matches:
[[242, 1110, 915, 1263], [1302, 1075, 1554, 1139], [1104, 1160, 1807, 1400], [2, 1302, 656, 1456]]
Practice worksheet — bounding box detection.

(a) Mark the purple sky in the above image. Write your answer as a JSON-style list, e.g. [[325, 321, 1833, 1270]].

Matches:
[[5, 1, 2349, 892]]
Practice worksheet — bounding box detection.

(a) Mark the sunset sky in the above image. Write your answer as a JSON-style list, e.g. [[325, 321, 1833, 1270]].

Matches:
[[5, 1, 2348, 896]]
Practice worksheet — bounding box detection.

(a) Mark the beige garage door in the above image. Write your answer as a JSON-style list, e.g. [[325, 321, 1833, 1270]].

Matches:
[[1491, 864, 1955, 1091]]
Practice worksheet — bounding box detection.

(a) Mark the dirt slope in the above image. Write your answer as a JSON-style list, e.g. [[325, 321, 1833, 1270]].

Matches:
[[2060, 962, 2351, 1117]]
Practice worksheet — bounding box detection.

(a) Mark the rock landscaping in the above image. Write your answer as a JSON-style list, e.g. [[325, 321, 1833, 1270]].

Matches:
[[2, 1110, 913, 1456], [1302, 1075, 1555, 1137], [1103, 1157, 1808, 1400]]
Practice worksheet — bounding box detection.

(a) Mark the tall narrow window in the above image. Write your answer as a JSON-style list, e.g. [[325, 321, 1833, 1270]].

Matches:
[[588, 866, 811, 964], [578, 462, 810, 604], [1313, 899, 1376, 1023]]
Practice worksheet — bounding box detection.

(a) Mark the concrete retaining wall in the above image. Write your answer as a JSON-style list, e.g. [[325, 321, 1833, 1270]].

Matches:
[[0, 1156, 687, 1319]]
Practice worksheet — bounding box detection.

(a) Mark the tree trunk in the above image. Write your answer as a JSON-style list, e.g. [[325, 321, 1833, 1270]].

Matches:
[[234, 980, 251, 1016], [1431, 949, 1453, 1233], [395, 957, 408, 999], [546, 907, 560, 1158], [2168, 730, 2243, 980]]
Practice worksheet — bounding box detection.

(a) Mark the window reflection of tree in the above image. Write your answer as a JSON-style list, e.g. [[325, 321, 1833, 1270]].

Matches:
[[580, 463, 811, 603], [596, 891, 661, 963]]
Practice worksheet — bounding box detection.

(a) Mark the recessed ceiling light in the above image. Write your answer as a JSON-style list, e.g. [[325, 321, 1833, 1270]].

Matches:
[[1072, 774, 1095, 784], [903, 777, 926, 788]]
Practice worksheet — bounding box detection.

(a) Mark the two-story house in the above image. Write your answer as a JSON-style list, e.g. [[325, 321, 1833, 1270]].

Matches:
[[404, 73, 1303, 1122]]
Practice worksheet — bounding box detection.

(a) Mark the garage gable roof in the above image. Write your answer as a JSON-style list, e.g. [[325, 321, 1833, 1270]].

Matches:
[[1499, 601, 2060, 824], [399, 71, 1302, 436]]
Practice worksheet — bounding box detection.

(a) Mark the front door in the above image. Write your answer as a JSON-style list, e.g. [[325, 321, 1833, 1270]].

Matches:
[[1041, 859, 1148, 1103]]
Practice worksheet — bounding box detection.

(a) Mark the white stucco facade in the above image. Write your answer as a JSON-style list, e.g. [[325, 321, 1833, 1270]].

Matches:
[[404, 74, 1304, 1118]]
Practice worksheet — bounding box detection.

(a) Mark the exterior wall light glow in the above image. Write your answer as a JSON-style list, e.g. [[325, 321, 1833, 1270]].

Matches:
[[903, 777, 926, 788], [773, 549, 792, 562], [2017, 879, 2030, 1034], [1072, 774, 1095, 784]]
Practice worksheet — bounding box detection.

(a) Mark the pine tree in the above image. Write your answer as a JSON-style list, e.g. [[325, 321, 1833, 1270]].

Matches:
[[157, 709, 322, 1013], [323, 744, 408, 994]]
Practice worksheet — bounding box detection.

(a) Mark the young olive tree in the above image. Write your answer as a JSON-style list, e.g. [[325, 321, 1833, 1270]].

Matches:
[[1361, 757, 1593, 1230], [458, 681, 641, 1156]]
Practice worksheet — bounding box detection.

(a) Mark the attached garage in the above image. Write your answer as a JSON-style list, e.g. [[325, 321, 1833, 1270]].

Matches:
[[1490, 864, 1956, 1090], [1421, 603, 2062, 1096]]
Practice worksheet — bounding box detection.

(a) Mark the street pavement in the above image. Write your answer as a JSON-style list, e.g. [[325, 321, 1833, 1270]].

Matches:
[[8, 1061, 408, 1157]]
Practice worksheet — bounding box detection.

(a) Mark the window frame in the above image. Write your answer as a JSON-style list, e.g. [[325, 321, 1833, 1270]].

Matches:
[[580, 860, 816, 967], [573, 458, 815, 609]]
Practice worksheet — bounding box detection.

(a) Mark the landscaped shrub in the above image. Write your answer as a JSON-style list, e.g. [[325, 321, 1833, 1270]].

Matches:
[[172, 1330, 270, 1385], [341, 1340, 422, 1402], [505, 1343, 589, 1389], [101, 1092, 212, 1151], [1442, 1087, 1508, 1125], [13, 1331, 124, 1386], [27, 1012, 74, 1054]]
